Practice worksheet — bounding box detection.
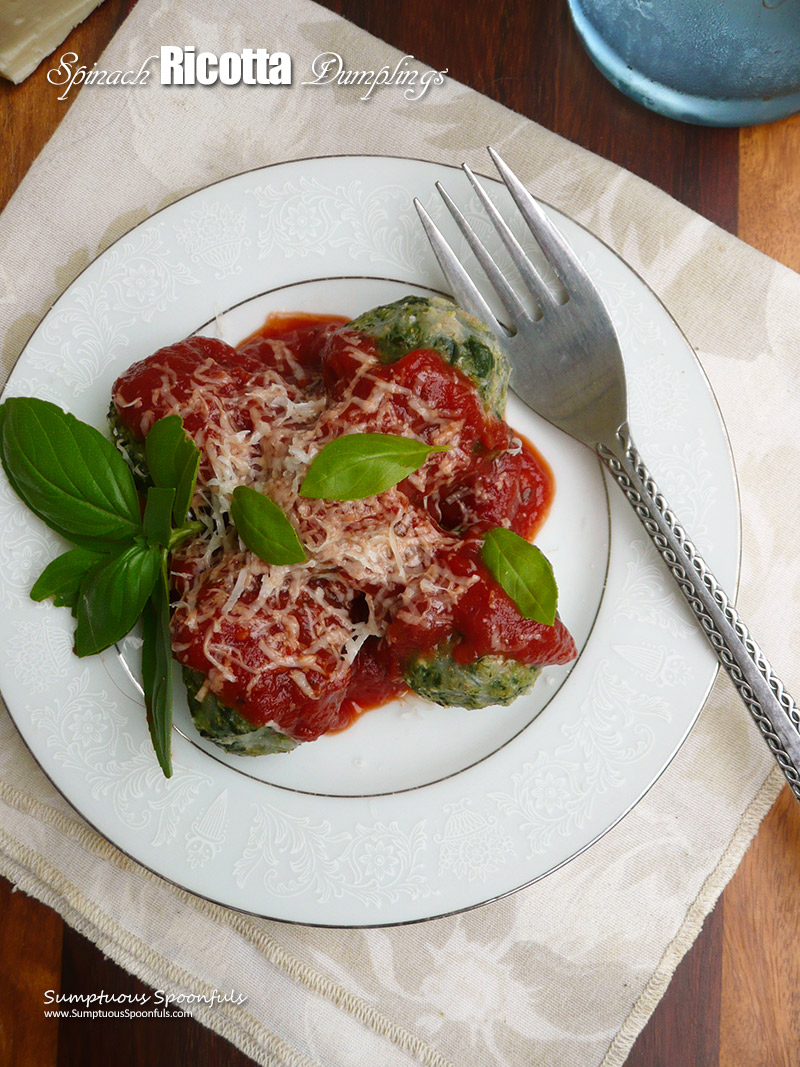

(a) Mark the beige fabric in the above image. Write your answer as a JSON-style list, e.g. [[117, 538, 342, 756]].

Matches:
[[1, 1, 798, 1064]]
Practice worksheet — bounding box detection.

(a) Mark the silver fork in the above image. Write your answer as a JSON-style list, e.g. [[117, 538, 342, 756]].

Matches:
[[415, 147, 800, 802]]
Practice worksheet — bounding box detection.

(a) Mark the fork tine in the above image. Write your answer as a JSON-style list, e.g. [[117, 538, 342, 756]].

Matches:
[[488, 146, 590, 293], [413, 199, 506, 336], [461, 164, 558, 311], [434, 181, 531, 325]]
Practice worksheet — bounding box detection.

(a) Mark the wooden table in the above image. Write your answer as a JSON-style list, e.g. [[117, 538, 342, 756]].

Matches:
[[1, 2, 799, 1064]]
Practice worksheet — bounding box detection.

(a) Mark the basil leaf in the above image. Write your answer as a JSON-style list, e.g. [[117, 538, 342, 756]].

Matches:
[[0, 397, 142, 547], [230, 486, 306, 565], [142, 553, 173, 778], [143, 486, 176, 548], [30, 547, 108, 609], [481, 527, 558, 626], [145, 415, 201, 526], [299, 432, 449, 500], [74, 541, 162, 657]]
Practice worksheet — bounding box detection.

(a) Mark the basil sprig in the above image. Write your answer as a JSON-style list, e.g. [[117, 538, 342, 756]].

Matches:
[[0, 398, 202, 778], [231, 486, 306, 565], [481, 527, 558, 626], [300, 432, 449, 501]]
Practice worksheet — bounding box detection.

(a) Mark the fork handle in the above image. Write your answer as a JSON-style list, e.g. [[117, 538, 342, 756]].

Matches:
[[598, 425, 800, 802]]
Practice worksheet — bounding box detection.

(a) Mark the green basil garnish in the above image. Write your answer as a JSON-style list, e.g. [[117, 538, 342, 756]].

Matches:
[[230, 485, 306, 565], [144, 414, 200, 526], [299, 432, 449, 501], [481, 527, 558, 626], [0, 397, 142, 548], [142, 554, 173, 778], [30, 546, 109, 610], [0, 397, 208, 779], [73, 541, 162, 658]]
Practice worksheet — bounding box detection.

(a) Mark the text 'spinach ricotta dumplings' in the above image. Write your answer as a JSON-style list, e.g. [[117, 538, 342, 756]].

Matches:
[[110, 296, 577, 756]]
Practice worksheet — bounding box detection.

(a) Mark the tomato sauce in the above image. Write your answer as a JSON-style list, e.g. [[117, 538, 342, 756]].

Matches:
[[113, 314, 576, 742]]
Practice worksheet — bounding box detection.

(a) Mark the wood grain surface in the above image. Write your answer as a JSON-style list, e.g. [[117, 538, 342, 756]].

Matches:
[[1, 1, 799, 1064]]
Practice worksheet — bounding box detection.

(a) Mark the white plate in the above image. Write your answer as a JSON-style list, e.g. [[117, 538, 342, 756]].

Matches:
[[0, 156, 739, 926]]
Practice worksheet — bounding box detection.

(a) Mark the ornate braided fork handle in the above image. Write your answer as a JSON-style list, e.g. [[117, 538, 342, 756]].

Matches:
[[598, 424, 800, 802]]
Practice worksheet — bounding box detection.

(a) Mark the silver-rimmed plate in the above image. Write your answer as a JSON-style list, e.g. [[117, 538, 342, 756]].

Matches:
[[0, 156, 739, 925]]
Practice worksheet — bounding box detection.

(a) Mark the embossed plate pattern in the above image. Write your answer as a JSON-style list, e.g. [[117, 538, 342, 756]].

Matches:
[[0, 157, 739, 925]]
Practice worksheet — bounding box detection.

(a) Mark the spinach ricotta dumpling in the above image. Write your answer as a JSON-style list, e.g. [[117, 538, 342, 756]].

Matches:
[[348, 294, 510, 417]]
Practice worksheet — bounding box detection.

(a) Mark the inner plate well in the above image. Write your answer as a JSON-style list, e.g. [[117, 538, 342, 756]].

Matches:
[[117, 277, 610, 796]]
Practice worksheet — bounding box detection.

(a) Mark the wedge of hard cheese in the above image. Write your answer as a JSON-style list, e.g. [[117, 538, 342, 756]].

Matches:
[[0, 0, 105, 84]]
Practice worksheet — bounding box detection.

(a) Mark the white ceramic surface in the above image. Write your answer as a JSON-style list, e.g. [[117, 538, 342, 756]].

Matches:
[[0, 157, 739, 925]]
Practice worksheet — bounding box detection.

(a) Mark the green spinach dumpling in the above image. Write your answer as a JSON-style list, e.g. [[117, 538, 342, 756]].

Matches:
[[347, 295, 510, 417], [183, 668, 298, 756], [403, 641, 542, 709]]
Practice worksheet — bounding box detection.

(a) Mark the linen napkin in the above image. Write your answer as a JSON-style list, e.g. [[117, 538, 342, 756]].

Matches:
[[1, 1, 798, 1064]]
